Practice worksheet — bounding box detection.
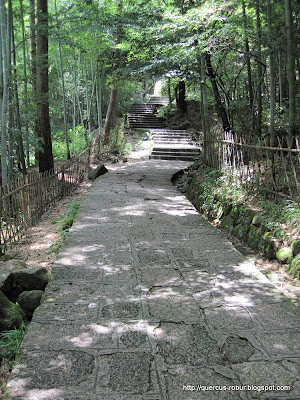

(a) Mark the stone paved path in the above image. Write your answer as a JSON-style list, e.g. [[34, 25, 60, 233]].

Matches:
[[7, 160, 300, 400]]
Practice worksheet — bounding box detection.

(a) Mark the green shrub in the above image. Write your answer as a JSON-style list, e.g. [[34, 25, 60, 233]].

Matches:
[[52, 125, 89, 160], [0, 322, 28, 361], [55, 200, 81, 235]]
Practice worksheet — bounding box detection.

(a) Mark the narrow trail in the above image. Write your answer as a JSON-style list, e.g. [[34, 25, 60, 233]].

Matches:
[[7, 159, 300, 399]]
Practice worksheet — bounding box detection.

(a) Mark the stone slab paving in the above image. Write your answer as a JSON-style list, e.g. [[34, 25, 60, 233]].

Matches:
[[7, 160, 300, 400]]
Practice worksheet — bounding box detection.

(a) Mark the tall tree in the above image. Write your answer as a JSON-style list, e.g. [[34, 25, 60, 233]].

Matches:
[[0, 0, 9, 185], [103, 0, 123, 145], [204, 52, 231, 132], [255, 0, 263, 136], [267, 0, 276, 146], [36, 0, 54, 172], [285, 0, 296, 137]]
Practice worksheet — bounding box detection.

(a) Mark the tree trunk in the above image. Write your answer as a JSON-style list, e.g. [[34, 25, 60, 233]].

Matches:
[[175, 80, 188, 115], [103, 88, 118, 145], [255, 0, 263, 136], [20, 0, 30, 167], [36, 0, 54, 172], [0, 0, 9, 185], [285, 0, 296, 136], [200, 55, 211, 164], [102, 0, 123, 145], [242, 0, 254, 112], [54, 0, 70, 159], [29, 0, 36, 93], [204, 52, 231, 131], [7, 0, 14, 181], [11, 0, 27, 175], [167, 77, 172, 105], [267, 0, 276, 146]]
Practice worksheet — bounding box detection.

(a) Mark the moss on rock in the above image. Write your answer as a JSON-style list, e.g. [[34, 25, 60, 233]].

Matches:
[[291, 240, 300, 256], [247, 225, 261, 250], [0, 291, 25, 331], [232, 224, 250, 241], [288, 255, 300, 280], [229, 205, 242, 224], [276, 247, 293, 264], [263, 232, 277, 259], [220, 215, 234, 230], [252, 213, 264, 227]]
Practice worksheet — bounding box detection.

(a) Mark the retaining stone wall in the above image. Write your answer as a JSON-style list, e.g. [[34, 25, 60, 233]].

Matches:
[[185, 172, 300, 280]]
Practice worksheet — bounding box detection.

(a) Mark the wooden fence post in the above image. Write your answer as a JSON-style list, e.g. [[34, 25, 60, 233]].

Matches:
[[60, 167, 65, 198]]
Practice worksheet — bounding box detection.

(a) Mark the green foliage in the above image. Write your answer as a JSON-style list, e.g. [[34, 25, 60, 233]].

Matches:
[[55, 201, 81, 235], [198, 167, 245, 212], [48, 200, 81, 254], [52, 126, 88, 160], [108, 125, 133, 156], [257, 198, 300, 232], [283, 201, 300, 228], [0, 322, 28, 361]]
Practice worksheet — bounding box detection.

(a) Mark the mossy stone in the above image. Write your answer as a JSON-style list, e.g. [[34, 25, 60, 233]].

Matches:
[[247, 225, 261, 250], [88, 164, 108, 181], [252, 214, 264, 227], [263, 232, 276, 259], [291, 240, 300, 256], [288, 255, 300, 280], [220, 215, 234, 230], [232, 224, 250, 241], [241, 208, 257, 226], [0, 291, 25, 331], [276, 247, 293, 264], [229, 205, 242, 223], [218, 204, 232, 219]]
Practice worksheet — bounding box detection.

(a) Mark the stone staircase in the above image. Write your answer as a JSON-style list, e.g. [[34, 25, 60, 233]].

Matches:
[[128, 96, 201, 162], [149, 128, 201, 161], [127, 103, 167, 129]]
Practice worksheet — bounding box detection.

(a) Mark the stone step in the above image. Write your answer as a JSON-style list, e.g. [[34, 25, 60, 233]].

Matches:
[[150, 130, 192, 137], [154, 141, 192, 146], [149, 154, 199, 161], [152, 147, 200, 154], [129, 123, 167, 129], [148, 96, 169, 105], [153, 136, 192, 140]]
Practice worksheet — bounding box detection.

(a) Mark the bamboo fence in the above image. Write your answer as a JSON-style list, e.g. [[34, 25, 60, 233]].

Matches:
[[0, 148, 90, 254], [204, 129, 300, 203]]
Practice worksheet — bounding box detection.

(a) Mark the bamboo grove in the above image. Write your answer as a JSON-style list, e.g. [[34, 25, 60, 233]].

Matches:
[[0, 0, 299, 186]]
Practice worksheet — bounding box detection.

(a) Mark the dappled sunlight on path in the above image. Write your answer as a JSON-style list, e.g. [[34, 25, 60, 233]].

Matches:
[[7, 160, 300, 400]]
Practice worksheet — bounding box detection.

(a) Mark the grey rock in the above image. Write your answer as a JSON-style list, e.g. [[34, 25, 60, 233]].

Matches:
[[221, 336, 256, 364], [0, 260, 28, 297], [8, 350, 95, 390], [97, 353, 154, 394], [0, 290, 25, 331], [291, 240, 300, 256], [17, 290, 43, 319], [13, 267, 51, 291], [88, 164, 108, 181]]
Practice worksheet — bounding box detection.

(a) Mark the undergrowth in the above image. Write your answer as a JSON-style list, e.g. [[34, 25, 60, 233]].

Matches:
[[195, 167, 246, 217], [194, 166, 300, 236], [49, 200, 81, 253], [0, 322, 28, 398], [0, 323, 28, 362]]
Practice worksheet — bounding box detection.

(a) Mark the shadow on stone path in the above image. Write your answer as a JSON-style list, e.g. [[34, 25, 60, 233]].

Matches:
[[7, 160, 300, 400]]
